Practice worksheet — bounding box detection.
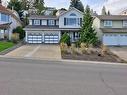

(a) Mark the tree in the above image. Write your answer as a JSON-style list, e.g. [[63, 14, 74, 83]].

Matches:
[[60, 33, 71, 46], [107, 10, 111, 15], [21, 0, 30, 10], [101, 6, 107, 15], [69, 0, 84, 12], [80, 5, 97, 47], [34, 0, 45, 15], [13, 26, 25, 39], [7, 0, 23, 18]]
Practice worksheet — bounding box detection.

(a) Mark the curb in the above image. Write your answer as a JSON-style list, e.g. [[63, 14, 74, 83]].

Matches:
[[0, 56, 127, 66]]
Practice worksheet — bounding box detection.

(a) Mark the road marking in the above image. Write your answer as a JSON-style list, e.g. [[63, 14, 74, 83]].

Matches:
[[25, 45, 41, 57]]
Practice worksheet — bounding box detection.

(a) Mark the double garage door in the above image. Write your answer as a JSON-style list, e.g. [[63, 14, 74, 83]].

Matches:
[[103, 34, 127, 46], [27, 33, 59, 44]]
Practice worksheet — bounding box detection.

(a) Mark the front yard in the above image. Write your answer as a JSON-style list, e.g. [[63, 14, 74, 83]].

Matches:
[[0, 41, 15, 52]]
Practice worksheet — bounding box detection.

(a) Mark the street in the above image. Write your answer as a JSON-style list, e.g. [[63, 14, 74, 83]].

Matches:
[[0, 58, 127, 95]]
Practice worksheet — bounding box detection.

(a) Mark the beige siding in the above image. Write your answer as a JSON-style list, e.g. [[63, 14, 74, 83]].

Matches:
[[100, 20, 124, 28]]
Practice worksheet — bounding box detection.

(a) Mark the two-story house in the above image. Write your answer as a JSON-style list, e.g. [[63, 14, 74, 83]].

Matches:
[[24, 7, 83, 44], [93, 15, 127, 46], [0, 1, 22, 40]]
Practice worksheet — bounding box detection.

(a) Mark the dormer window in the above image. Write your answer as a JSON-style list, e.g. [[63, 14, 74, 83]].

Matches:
[[70, 13, 77, 16], [104, 20, 112, 27]]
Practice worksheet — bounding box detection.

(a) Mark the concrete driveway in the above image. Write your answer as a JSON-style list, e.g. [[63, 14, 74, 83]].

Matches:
[[109, 47, 127, 61], [5, 45, 61, 60]]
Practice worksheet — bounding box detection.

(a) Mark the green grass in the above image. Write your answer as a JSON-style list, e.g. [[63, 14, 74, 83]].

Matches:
[[0, 41, 15, 52]]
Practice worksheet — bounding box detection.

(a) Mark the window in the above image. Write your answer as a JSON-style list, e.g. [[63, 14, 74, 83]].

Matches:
[[70, 13, 77, 16], [64, 18, 80, 26], [34, 20, 40, 25], [1, 13, 9, 22], [104, 21, 112, 27], [123, 21, 127, 27], [48, 20, 55, 25]]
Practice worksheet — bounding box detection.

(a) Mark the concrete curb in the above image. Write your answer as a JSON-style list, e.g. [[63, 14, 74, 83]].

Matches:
[[0, 56, 127, 66]]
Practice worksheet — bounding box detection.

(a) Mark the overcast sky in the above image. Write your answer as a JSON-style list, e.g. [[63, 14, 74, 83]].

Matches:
[[3, 0, 127, 14]]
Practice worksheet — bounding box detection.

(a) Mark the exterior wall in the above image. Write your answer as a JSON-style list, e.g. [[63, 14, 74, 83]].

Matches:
[[100, 20, 124, 28], [9, 16, 22, 40], [93, 17, 103, 40], [59, 10, 83, 28]]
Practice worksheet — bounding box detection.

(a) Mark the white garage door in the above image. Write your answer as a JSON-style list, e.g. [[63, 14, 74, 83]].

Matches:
[[119, 34, 127, 45], [44, 34, 59, 44], [103, 34, 127, 46], [28, 34, 42, 44]]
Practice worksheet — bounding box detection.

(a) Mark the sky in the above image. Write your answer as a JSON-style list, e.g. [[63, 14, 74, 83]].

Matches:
[[3, 0, 127, 14]]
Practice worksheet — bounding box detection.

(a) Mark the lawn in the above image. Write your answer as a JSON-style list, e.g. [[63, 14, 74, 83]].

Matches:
[[0, 41, 15, 52]]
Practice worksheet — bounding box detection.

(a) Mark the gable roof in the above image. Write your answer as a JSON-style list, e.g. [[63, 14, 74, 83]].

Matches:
[[58, 7, 84, 17], [97, 15, 127, 20], [29, 15, 58, 19]]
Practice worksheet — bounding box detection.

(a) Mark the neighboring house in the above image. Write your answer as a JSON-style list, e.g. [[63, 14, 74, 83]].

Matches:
[[0, 2, 22, 40], [93, 15, 127, 46], [44, 7, 56, 16], [24, 7, 83, 44]]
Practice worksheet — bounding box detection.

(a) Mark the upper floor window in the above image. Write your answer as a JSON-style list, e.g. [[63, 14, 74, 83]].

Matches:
[[48, 20, 55, 26], [64, 18, 80, 26], [70, 13, 77, 16], [104, 21, 112, 27], [123, 21, 127, 27], [1, 13, 9, 22], [34, 20, 40, 25]]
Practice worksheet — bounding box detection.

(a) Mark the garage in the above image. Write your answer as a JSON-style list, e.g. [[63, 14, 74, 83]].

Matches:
[[44, 34, 59, 44], [103, 34, 127, 46], [27, 34, 43, 44]]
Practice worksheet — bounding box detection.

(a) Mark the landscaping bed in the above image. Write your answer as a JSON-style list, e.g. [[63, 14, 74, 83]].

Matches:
[[61, 43, 125, 63]]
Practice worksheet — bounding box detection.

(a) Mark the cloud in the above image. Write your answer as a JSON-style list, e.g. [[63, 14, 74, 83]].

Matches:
[[104, 0, 127, 14]]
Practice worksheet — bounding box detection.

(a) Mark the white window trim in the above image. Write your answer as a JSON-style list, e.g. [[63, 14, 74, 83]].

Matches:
[[104, 21, 112, 27]]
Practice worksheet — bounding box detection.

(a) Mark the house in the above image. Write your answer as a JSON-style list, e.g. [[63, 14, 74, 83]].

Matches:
[[0, 1, 22, 40], [44, 7, 56, 16], [93, 15, 127, 46], [24, 7, 83, 44]]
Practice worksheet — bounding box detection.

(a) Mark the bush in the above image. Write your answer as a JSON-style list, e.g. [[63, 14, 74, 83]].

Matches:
[[60, 33, 71, 46], [13, 26, 25, 40], [60, 43, 69, 54]]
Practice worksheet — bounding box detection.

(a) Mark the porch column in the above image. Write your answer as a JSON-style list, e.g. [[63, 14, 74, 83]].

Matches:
[[25, 31, 28, 42], [59, 31, 61, 42]]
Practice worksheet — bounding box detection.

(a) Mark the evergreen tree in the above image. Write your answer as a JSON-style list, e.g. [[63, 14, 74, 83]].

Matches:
[[34, 0, 45, 15], [70, 0, 84, 12], [7, 0, 23, 18], [101, 6, 107, 15], [107, 10, 111, 15], [80, 5, 97, 47]]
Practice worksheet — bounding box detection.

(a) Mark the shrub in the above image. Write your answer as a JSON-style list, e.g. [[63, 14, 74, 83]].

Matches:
[[13, 26, 25, 40], [60, 33, 71, 46], [60, 43, 69, 54]]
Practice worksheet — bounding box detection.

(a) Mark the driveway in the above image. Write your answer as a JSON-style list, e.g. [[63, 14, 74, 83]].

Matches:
[[109, 47, 127, 61], [4, 45, 61, 60]]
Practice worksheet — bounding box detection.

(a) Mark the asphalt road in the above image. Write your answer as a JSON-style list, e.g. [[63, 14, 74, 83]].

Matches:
[[0, 58, 127, 95]]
